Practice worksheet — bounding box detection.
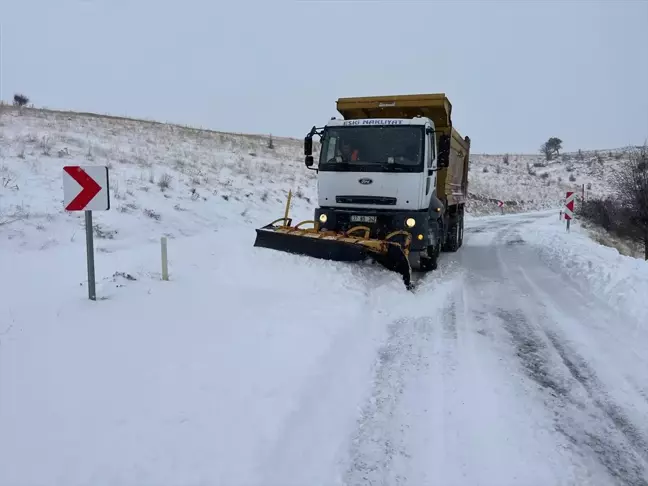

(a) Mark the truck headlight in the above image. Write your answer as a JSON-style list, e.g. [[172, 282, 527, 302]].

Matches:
[[405, 217, 416, 228], [319, 214, 328, 223]]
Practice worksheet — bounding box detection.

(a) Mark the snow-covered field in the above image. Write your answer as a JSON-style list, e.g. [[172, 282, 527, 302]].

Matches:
[[1, 106, 647, 485]]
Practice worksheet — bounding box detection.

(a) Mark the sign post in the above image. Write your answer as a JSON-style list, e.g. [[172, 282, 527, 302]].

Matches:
[[63, 166, 110, 300], [564, 191, 575, 232], [497, 200, 504, 215]]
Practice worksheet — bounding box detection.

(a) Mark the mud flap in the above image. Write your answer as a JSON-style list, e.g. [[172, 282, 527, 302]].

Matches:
[[254, 227, 413, 289]]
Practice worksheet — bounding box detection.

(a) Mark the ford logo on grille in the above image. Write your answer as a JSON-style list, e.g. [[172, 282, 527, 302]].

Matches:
[[358, 178, 373, 185]]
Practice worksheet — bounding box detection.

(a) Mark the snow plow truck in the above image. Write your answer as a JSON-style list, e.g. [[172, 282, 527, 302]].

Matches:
[[254, 93, 470, 289]]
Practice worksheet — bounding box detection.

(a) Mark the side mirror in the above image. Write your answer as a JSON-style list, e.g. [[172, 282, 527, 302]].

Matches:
[[304, 134, 313, 157], [305, 155, 314, 167]]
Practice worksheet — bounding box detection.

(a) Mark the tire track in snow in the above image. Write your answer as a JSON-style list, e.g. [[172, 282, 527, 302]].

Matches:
[[341, 271, 461, 485], [342, 316, 431, 486], [544, 330, 648, 486], [493, 222, 648, 486]]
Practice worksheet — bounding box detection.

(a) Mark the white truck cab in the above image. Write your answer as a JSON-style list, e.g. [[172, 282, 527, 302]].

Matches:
[[302, 93, 469, 271]]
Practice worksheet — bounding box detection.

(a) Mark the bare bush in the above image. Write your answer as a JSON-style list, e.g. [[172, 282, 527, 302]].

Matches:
[[611, 143, 648, 259], [502, 154, 509, 165], [143, 208, 161, 220], [569, 174, 577, 182], [482, 166, 489, 173], [495, 165, 502, 174], [39, 136, 53, 156], [540, 172, 549, 180], [93, 224, 118, 239], [158, 173, 172, 191], [13, 94, 29, 107]]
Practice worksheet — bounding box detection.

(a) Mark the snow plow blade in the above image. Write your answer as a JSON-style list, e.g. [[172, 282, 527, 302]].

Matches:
[[254, 218, 413, 289]]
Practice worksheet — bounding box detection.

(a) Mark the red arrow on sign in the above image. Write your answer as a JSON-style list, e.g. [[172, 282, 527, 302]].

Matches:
[[63, 166, 102, 210]]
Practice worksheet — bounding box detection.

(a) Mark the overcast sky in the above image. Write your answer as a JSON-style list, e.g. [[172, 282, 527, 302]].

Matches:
[[2, 0, 647, 153]]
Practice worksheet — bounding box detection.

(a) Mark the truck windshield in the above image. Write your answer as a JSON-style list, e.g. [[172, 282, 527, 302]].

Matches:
[[318, 125, 425, 173]]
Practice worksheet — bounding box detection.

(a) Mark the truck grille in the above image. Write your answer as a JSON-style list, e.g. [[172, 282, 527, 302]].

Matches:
[[335, 196, 397, 205]]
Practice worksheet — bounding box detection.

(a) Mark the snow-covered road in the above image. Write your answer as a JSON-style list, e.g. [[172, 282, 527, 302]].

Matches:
[[1, 212, 647, 486], [335, 213, 648, 486]]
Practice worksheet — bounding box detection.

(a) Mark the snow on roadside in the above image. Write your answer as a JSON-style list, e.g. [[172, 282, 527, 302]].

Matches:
[[524, 214, 648, 326], [0, 215, 469, 486], [0, 225, 383, 486]]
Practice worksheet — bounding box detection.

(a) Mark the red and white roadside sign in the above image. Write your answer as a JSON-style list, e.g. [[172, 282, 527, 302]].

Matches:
[[497, 200, 504, 208], [63, 166, 110, 211], [564, 191, 575, 220]]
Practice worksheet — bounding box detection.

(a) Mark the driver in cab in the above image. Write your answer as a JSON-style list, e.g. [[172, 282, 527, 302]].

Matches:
[[337, 141, 360, 162]]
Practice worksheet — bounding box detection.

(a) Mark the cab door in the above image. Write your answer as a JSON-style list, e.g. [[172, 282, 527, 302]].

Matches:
[[422, 124, 437, 208]]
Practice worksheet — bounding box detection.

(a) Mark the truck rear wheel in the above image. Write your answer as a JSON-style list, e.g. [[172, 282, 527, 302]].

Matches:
[[443, 217, 460, 252], [457, 210, 465, 248]]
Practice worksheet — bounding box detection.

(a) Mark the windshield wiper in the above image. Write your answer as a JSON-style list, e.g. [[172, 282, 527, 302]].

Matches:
[[380, 163, 408, 172]]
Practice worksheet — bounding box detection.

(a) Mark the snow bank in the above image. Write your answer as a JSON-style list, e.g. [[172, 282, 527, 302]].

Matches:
[[524, 214, 648, 326]]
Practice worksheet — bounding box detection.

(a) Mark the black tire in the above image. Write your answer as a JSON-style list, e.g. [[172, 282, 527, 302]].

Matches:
[[457, 209, 465, 248], [443, 218, 460, 252], [421, 242, 439, 271]]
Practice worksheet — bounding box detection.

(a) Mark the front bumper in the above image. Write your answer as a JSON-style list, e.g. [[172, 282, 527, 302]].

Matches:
[[315, 207, 430, 251]]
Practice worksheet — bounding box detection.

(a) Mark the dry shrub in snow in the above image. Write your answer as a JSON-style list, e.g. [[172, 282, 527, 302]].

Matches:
[[143, 208, 161, 220], [158, 173, 172, 191]]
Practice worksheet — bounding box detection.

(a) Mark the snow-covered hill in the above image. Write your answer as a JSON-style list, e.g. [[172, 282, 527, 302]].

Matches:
[[0, 106, 318, 253], [1, 105, 634, 248]]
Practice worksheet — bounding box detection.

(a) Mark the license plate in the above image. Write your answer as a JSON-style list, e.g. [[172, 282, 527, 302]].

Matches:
[[350, 215, 377, 223]]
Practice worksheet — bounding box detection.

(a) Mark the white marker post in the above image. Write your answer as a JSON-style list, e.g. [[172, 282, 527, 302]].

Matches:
[[63, 166, 110, 300], [161, 236, 169, 281]]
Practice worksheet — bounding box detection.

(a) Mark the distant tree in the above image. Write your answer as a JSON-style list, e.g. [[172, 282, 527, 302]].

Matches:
[[540, 137, 563, 160], [577, 149, 584, 161], [547, 137, 563, 155], [502, 153, 509, 165], [612, 143, 648, 259], [267, 134, 274, 150], [540, 142, 553, 161], [13, 93, 29, 107]]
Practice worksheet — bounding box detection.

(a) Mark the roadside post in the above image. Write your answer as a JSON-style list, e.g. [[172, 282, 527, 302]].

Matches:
[[161, 236, 169, 281], [63, 165, 110, 300], [497, 200, 504, 215], [564, 191, 574, 232]]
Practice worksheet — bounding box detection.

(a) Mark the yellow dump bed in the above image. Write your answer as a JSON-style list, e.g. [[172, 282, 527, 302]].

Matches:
[[335, 93, 470, 206]]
